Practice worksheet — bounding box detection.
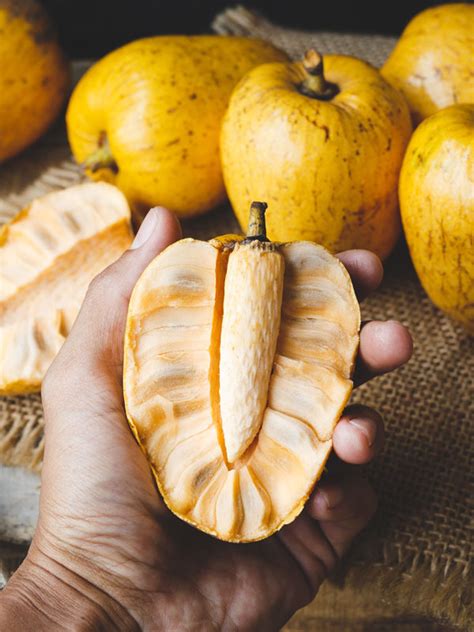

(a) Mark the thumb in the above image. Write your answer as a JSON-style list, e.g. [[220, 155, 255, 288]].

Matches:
[[38, 208, 180, 534], [44, 207, 181, 393], [96, 205, 183, 301]]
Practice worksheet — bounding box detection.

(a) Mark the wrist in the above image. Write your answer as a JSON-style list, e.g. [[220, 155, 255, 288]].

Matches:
[[0, 548, 139, 631]]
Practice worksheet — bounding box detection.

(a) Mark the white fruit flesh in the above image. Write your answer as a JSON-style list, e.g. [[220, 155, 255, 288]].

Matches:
[[0, 182, 132, 394], [124, 238, 360, 542], [219, 241, 284, 464]]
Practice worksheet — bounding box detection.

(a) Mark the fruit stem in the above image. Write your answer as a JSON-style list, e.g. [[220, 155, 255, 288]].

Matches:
[[81, 134, 118, 174], [246, 202, 268, 242], [300, 49, 339, 100]]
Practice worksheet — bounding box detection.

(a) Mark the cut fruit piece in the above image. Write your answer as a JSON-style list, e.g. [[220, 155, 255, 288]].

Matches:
[[124, 202, 360, 542], [0, 182, 133, 394]]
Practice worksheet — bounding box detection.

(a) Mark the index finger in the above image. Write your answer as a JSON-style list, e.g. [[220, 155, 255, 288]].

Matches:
[[336, 250, 384, 301]]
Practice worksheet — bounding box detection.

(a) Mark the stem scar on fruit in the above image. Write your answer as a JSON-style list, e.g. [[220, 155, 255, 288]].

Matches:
[[299, 49, 339, 100]]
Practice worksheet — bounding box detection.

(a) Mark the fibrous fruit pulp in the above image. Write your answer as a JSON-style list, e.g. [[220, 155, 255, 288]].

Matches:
[[124, 203, 360, 542], [0, 183, 132, 394]]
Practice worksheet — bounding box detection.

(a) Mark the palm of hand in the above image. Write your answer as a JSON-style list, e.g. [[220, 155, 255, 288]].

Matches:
[[40, 344, 326, 631], [33, 209, 411, 631]]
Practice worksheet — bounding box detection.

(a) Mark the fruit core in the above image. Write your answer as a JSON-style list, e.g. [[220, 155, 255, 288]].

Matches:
[[211, 202, 285, 468]]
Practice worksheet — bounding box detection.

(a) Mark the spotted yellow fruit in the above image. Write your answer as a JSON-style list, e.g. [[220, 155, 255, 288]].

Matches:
[[0, 0, 70, 162], [221, 50, 412, 260], [124, 203, 360, 542], [0, 183, 133, 394], [399, 104, 474, 332], [66, 36, 288, 218], [382, 3, 474, 125]]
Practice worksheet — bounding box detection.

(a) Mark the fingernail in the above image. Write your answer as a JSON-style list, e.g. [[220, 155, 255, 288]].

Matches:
[[130, 208, 161, 249], [348, 418, 376, 447], [317, 486, 345, 509]]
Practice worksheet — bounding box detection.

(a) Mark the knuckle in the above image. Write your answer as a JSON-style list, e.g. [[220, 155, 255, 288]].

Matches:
[[86, 264, 120, 300], [345, 403, 384, 425]]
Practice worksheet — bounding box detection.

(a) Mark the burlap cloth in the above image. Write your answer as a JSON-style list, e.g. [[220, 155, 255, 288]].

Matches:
[[1, 7, 472, 630]]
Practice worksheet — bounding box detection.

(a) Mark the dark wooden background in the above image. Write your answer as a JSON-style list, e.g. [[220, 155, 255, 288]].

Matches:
[[41, 0, 452, 57]]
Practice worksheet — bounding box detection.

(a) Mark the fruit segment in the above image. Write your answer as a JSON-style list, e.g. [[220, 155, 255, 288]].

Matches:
[[124, 228, 360, 542], [124, 239, 221, 479], [0, 310, 69, 395], [277, 241, 359, 376], [0, 183, 132, 394], [269, 356, 352, 442]]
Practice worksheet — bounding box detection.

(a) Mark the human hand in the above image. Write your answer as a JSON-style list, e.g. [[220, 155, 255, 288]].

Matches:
[[1, 208, 412, 631]]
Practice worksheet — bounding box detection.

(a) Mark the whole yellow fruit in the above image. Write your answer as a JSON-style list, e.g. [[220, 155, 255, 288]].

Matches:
[[399, 104, 474, 332], [66, 36, 288, 218], [382, 3, 474, 125], [0, 0, 70, 162], [221, 50, 413, 260]]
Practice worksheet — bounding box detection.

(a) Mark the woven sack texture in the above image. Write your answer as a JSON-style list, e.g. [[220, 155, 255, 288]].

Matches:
[[0, 9, 472, 629]]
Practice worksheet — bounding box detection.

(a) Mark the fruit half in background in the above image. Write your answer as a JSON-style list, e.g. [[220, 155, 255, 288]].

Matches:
[[66, 36, 288, 219], [382, 3, 474, 126], [124, 202, 360, 542], [399, 104, 474, 333], [0, 0, 70, 162], [221, 50, 412, 260], [0, 183, 133, 394]]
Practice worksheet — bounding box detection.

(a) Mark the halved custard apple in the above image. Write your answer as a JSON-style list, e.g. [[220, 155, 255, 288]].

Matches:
[[0, 182, 133, 394], [124, 202, 360, 542]]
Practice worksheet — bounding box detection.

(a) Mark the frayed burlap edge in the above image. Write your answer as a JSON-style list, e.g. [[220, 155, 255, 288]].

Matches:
[[334, 558, 471, 629], [287, 562, 471, 630], [0, 394, 44, 473], [283, 524, 473, 630]]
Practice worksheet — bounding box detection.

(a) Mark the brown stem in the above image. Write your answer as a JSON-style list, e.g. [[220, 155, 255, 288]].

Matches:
[[299, 49, 339, 101], [81, 135, 118, 174], [245, 201, 268, 242]]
